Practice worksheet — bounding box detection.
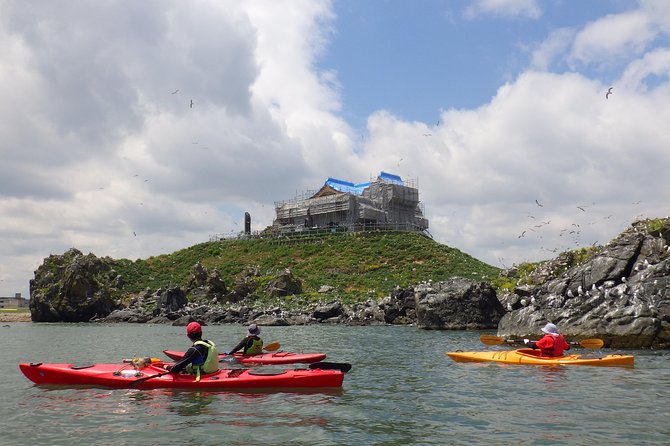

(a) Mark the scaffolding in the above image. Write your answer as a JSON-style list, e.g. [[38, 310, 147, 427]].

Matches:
[[272, 172, 429, 234]]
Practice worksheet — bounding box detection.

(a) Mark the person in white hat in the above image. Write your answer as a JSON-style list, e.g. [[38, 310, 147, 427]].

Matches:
[[226, 323, 264, 356], [523, 322, 570, 357]]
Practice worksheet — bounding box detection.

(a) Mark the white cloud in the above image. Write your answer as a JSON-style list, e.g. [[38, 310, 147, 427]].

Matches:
[[358, 68, 670, 267], [1, 0, 670, 300], [530, 28, 575, 70], [0, 0, 346, 296], [620, 48, 670, 92], [568, 0, 670, 68], [464, 0, 541, 20], [570, 10, 655, 66]]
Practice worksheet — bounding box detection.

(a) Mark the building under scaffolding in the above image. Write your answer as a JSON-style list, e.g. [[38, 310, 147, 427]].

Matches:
[[273, 172, 429, 234]]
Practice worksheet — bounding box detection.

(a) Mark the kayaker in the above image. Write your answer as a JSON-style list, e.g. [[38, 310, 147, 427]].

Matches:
[[165, 321, 219, 380], [227, 323, 264, 355], [523, 322, 570, 357]]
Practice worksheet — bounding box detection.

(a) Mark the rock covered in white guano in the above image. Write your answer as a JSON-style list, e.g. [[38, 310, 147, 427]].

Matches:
[[498, 219, 670, 348]]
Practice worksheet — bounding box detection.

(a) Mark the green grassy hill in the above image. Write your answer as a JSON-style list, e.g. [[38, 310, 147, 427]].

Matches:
[[112, 232, 500, 304]]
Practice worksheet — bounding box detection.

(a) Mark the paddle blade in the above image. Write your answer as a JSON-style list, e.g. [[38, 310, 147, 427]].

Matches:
[[579, 338, 604, 349], [264, 342, 281, 352], [308, 362, 352, 373], [479, 334, 505, 346]]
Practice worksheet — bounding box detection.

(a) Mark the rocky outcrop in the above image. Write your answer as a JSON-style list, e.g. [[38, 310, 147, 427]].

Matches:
[[29, 248, 121, 322], [34, 218, 670, 349], [498, 219, 670, 348], [415, 278, 505, 329], [264, 268, 303, 297], [187, 262, 228, 303]]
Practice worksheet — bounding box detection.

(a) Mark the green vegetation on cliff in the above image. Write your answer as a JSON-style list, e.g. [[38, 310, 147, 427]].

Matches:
[[112, 232, 500, 303]]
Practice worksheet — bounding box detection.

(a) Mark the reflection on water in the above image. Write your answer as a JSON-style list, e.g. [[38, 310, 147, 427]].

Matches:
[[2, 324, 669, 445]]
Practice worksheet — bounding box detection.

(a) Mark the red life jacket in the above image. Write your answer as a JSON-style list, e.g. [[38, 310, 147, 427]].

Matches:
[[537, 334, 567, 357]]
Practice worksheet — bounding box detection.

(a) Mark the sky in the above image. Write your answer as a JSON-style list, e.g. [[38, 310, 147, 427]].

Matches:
[[1, 0, 670, 298]]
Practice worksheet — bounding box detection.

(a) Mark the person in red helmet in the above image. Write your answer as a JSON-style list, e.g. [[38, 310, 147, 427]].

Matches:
[[523, 322, 570, 357], [165, 321, 219, 381]]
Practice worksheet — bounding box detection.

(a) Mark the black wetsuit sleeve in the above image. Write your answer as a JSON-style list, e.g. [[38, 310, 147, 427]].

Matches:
[[228, 337, 248, 355], [170, 344, 205, 373]]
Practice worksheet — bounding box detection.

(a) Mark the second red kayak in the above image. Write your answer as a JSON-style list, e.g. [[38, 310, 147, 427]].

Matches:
[[163, 349, 326, 365]]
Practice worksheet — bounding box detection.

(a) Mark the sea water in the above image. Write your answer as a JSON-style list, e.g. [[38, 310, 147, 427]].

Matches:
[[1, 323, 668, 445]]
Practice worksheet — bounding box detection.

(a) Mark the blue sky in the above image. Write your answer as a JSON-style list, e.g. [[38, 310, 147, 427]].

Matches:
[[1, 0, 669, 298], [320, 0, 632, 127]]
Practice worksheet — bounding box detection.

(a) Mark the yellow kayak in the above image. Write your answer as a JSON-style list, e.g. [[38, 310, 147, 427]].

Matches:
[[447, 348, 634, 367]]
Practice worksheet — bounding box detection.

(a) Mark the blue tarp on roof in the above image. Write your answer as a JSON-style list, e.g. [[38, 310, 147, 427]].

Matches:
[[325, 172, 403, 195], [379, 171, 403, 185], [325, 178, 370, 195]]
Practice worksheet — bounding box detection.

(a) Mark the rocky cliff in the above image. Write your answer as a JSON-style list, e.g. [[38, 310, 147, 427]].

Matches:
[[497, 218, 670, 348], [29, 248, 121, 322]]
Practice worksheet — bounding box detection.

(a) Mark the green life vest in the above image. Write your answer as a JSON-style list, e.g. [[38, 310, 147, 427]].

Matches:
[[245, 337, 263, 355], [186, 339, 219, 381]]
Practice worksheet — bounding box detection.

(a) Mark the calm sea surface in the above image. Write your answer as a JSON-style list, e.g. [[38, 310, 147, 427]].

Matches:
[[1, 323, 668, 445]]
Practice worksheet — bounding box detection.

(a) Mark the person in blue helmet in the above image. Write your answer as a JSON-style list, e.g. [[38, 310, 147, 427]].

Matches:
[[524, 322, 570, 357]]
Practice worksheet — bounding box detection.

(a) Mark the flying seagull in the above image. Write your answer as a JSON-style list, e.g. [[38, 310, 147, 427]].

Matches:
[[171, 89, 179, 94], [606, 87, 613, 99], [535, 199, 543, 207], [190, 99, 194, 108]]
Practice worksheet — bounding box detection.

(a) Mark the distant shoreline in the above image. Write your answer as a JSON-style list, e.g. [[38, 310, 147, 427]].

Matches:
[[0, 312, 31, 322]]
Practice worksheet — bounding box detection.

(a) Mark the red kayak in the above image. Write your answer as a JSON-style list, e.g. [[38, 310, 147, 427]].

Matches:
[[19, 361, 346, 390], [163, 349, 326, 365]]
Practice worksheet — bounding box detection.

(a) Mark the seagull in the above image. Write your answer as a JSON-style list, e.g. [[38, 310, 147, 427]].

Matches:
[[518, 230, 527, 238], [535, 199, 543, 207], [190, 99, 194, 108], [577, 206, 586, 212], [171, 89, 179, 94], [606, 87, 613, 99]]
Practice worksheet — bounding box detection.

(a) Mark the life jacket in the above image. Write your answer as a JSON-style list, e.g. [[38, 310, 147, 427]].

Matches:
[[244, 336, 263, 355], [540, 334, 567, 357], [185, 339, 219, 381]]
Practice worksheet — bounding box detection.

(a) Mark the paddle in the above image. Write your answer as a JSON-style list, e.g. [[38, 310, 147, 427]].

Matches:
[[128, 370, 171, 387], [308, 362, 352, 373], [480, 334, 604, 349]]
